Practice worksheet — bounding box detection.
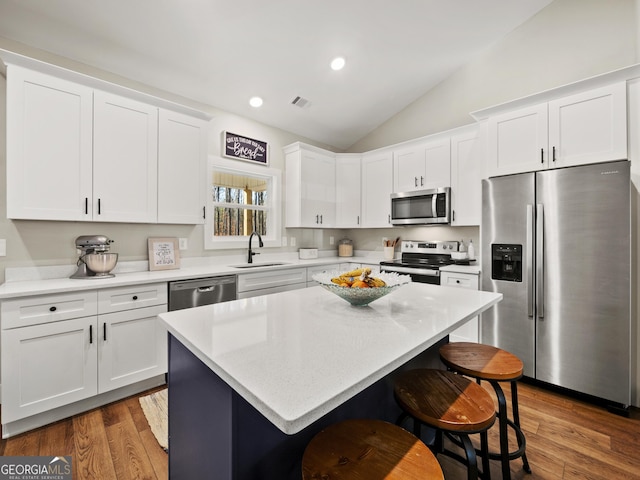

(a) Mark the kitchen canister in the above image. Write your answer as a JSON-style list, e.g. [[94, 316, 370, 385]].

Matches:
[[338, 238, 353, 257]]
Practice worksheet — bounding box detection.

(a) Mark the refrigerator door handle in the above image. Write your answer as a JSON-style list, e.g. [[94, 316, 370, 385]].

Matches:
[[527, 204, 534, 317], [536, 203, 544, 318]]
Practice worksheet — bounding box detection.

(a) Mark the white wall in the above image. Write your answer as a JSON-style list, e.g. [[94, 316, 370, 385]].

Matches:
[[348, 0, 638, 152]]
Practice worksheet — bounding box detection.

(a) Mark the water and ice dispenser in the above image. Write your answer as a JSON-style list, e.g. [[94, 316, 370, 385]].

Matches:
[[491, 244, 522, 282]]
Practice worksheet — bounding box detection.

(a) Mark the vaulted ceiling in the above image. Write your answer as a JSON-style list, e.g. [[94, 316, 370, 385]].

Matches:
[[0, 0, 554, 149]]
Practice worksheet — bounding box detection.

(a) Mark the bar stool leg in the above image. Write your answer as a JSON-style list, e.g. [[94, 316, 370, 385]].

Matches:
[[492, 381, 512, 480], [480, 430, 491, 480], [460, 434, 478, 480], [511, 381, 532, 473]]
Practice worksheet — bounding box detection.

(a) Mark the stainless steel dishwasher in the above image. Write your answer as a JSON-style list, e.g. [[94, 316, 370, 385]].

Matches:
[[168, 275, 237, 311]]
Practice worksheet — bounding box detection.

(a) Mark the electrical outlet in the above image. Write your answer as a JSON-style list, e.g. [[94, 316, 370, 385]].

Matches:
[[291, 237, 296, 247], [178, 238, 188, 250], [329, 236, 334, 245], [282, 236, 288, 247]]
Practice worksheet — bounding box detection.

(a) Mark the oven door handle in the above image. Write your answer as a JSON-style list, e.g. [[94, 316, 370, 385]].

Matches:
[[381, 266, 440, 276]]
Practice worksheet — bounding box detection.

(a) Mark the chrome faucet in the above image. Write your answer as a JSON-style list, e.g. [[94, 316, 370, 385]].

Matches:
[[248, 231, 264, 263]]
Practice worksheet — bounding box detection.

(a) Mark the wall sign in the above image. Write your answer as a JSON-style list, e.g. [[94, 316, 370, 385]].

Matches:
[[223, 131, 269, 165], [148, 237, 180, 271]]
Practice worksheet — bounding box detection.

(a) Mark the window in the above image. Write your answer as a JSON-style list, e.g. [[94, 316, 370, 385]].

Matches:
[[204, 156, 281, 249]]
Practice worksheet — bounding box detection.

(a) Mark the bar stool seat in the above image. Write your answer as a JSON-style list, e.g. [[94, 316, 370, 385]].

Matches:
[[440, 342, 532, 479], [394, 369, 496, 480], [302, 418, 444, 479]]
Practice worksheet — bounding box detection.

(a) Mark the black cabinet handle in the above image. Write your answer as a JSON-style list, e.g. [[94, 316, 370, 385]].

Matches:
[[89, 325, 93, 344], [414, 177, 418, 187], [420, 176, 424, 186], [132, 295, 138, 301], [85, 198, 88, 215], [552, 146, 556, 162], [103, 323, 107, 341], [320, 214, 323, 224], [49, 306, 57, 312], [203, 206, 206, 219], [98, 198, 101, 215], [357, 215, 360, 225], [541, 148, 544, 164]]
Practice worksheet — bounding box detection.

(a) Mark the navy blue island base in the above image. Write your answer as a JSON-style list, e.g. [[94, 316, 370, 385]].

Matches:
[[167, 333, 445, 480]]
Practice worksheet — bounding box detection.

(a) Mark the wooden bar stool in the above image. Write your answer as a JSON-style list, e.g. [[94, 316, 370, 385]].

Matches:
[[394, 369, 496, 480], [302, 418, 444, 479], [440, 342, 532, 479]]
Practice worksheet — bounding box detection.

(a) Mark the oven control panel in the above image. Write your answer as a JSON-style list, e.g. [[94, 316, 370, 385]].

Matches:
[[400, 240, 459, 254]]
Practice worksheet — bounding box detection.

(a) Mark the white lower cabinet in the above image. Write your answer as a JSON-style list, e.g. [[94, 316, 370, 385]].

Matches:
[[1, 283, 167, 430], [237, 268, 307, 299], [306, 264, 340, 287], [2, 316, 98, 423], [441, 271, 480, 343], [98, 305, 167, 393]]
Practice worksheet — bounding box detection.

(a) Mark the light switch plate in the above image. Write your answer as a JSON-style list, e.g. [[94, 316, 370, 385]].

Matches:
[[281, 236, 287, 246], [291, 237, 296, 247], [178, 238, 188, 250]]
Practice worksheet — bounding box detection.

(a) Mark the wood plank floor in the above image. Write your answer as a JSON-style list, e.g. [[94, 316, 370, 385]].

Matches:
[[1, 381, 639, 479]]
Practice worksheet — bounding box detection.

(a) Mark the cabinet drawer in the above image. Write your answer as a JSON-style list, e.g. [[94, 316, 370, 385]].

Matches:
[[1, 291, 98, 330], [98, 283, 167, 313], [237, 268, 306, 293], [306, 264, 340, 282], [441, 273, 479, 290]]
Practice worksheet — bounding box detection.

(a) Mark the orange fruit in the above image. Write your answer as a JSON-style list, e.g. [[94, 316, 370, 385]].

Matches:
[[351, 280, 369, 288]]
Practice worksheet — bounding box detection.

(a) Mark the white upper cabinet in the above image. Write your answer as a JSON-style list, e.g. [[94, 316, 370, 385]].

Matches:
[[450, 124, 485, 226], [285, 143, 336, 228], [361, 150, 393, 228], [158, 109, 208, 224], [335, 154, 361, 228], [487, 82, 627, 177], [487, 103, 548, 176], [93, 91, 158, 223], [6, 65, 94, 221], [393, 137, 450, 192], [548, 82, 627, 168], [4, 60, 209, 224]]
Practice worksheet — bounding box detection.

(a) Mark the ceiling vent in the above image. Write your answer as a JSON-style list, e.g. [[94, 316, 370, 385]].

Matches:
[[291, 96, 310, 108]]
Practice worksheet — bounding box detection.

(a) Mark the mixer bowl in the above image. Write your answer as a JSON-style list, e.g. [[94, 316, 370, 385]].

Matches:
[[84, 253, 118, 276]]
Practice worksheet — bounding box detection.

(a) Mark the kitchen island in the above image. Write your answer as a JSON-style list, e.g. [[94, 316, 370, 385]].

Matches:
[[160, 282, 502, 479]]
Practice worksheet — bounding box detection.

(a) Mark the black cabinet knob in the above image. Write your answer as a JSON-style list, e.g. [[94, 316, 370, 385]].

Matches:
[[132, 295, 138, 300], [49, 306, 57, 312]]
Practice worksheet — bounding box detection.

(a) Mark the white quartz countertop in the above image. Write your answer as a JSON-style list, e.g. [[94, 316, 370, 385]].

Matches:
[[159, 283, 501, 434], [0, 254, 382, 299]]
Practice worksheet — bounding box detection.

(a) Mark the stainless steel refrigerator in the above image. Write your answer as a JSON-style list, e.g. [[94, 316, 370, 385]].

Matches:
[[481, 160, 631, 407]]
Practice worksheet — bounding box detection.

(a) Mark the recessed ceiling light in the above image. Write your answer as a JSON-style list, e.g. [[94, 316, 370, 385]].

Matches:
[[249, 96, 263, 107], [330, 57, 346, 71]]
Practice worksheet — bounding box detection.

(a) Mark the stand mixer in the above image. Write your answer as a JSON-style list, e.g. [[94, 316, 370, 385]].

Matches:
[[70, 235, 118, 279]]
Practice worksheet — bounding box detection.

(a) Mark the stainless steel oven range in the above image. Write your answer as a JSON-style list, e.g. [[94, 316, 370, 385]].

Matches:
[[380, 240, 461, 284]]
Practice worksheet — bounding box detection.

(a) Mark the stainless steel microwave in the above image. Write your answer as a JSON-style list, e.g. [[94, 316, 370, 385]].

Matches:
[[390, 187, 451, 225]]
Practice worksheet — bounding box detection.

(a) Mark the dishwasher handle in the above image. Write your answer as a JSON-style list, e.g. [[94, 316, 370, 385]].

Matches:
[[197, 286, 215, 292]]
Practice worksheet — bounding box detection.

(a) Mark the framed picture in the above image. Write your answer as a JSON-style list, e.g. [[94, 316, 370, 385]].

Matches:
[[148, 237, 181, 271], [222, 131, 269, 165]]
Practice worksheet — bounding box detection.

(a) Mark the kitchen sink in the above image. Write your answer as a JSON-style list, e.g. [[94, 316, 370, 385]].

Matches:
[[231, 262, 290, 269]]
